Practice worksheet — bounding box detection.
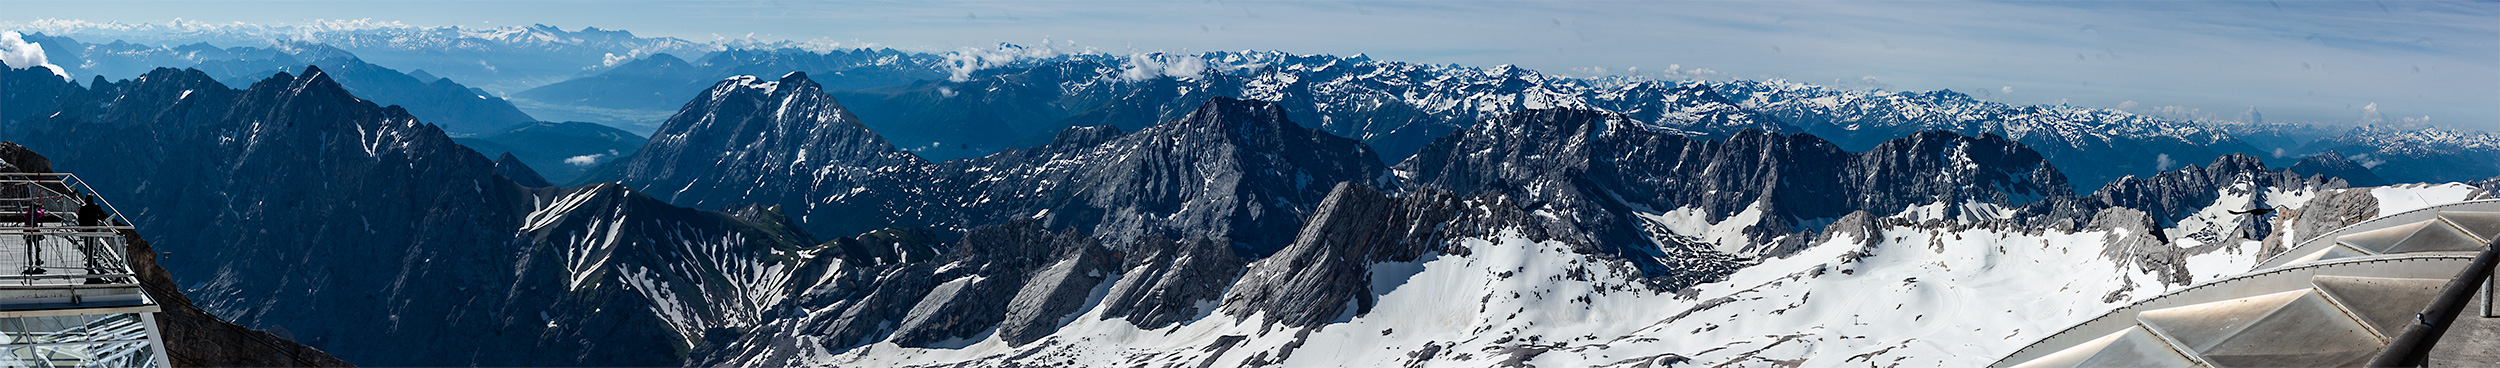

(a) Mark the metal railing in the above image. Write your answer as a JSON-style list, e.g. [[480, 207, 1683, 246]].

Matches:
[[0, 173, 138, 287], [2367, 235, 2500, 367]]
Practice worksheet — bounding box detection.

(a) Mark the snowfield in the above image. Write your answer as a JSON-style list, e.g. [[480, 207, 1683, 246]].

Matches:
[[769, 184, 2486, 367]]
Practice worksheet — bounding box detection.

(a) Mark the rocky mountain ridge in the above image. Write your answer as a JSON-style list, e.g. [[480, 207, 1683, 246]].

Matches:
[[0, 64, 862, 366]]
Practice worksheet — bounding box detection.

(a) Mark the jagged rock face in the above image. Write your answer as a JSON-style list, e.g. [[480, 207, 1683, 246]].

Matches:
[[1395, 109, 2067, 283], [927, 97, 1391, 255], [2264, 188, 2380, 258], [1843, 131, 2069, 212], [511, 183, 832, 360], [997, 234, 1118, 346], [605, 85, 1387, 255], [593, 72, 927, 223], [691, 219, 1113, 360], [1096, 235, 1246, 329], [811, 227, 945, 267], [9, 67, 832, 367], [2289, 150, 2388, 187], [2089, 154, 2333, 233], [885, 220, 1108, 346], [1220, 183, 1466, 328], [2087, 207, 2188, 291]]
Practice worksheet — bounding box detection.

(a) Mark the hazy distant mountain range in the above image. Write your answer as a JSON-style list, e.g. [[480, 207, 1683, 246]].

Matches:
[[3, 24, 2497, 367]]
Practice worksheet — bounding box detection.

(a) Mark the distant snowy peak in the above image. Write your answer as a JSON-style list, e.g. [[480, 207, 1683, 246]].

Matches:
[[601, 71, 919, 211], [2320, 124, 2500, 152], [16, 20, 714, 54]]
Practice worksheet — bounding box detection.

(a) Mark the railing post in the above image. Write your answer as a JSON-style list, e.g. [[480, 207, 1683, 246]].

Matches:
[[2369, 238, 2500, 367], [2486, 272, 2496, 318]]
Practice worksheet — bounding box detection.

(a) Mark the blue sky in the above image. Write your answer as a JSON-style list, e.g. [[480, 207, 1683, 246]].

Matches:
[[5, 0, 2494, 128]]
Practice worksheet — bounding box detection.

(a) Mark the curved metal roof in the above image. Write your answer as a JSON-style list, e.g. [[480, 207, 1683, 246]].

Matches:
[[1997, 200, 2500, 368]]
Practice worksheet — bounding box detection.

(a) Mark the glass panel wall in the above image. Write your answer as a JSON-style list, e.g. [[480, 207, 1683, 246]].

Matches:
[[0, 313, 157, 367]]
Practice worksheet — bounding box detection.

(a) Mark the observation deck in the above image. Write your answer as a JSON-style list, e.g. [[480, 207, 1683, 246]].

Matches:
[[0, 173, 167, 368]]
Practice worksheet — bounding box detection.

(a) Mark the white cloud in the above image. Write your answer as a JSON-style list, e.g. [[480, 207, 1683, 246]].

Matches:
[[943, 41, 1082, 82], [1999, 86, 2013, 94], [2350, 153, 2384, 169], [564, 154, 605, 167], [1119, 52, 1207, 81], [0, 31, 67, 79], [2155, 153, 2174, 171], [2115, 100, 2140, 110], [2360, 102, 2385, 125], [1659, 64, 1725, 81]]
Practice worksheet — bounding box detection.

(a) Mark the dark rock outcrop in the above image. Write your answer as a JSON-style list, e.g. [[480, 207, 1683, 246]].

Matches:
[[493, 152, 555, 187], [2088, 154, 2341, 244], [1395, 109, 2067, 287]]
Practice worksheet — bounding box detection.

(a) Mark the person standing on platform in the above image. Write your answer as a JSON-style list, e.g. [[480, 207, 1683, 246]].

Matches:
[[76, 195, 106, 280]]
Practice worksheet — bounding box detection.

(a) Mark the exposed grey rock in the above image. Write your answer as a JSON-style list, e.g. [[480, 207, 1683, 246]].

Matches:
[[886, 219, 1109, 347], [2263, 188, 2381, 259], [2087, 207, 2189, 286], [1395, 108, 2066, 287], [808, 262, 941, 351], [998, 234, 1118, 346], [1097, 235, 1246, 330], [1813, 211, 1883, 251], [925, 97, 1392, 256], [602, 84, 1388, 255], [1219, 182, 1473, 329]]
